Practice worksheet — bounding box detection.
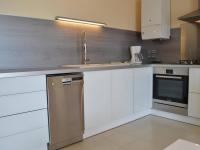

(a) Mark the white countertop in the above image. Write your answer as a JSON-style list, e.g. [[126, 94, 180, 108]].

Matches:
[[0, 63, 200, 78]]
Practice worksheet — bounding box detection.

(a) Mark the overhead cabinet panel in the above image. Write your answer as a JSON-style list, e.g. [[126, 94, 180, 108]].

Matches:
[[142, 0, 162, 27], [141, 0, 170, 40]]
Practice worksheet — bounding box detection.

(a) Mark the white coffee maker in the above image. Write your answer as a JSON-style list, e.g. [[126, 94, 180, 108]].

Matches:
[[130, 46, 143, 64]]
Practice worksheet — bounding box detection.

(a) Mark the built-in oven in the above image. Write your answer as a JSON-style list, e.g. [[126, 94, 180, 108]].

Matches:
[[153, 67, 189, 110]]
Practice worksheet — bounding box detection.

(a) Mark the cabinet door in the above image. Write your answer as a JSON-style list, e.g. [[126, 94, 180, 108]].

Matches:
[[142, 0, 162, 27], [0, 109, 48, 138], [0, 75, 46, 96], [188, 93, 200, 118], [189, 68, 200, 93], [133, 67, 153, 113], [0, 91, 47, 117], [111, 69, 133, 120], [84, 71, 111, 130], [0, 127, 48, 150]]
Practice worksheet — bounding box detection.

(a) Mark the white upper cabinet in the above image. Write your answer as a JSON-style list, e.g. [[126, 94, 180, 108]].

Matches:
[[141, 0, 170, 40], [133, 67, 153, 113], [111, 69, 134, 121]]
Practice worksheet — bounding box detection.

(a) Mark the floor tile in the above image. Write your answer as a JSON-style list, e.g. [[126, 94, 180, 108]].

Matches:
[[61, 115, 200, 150]]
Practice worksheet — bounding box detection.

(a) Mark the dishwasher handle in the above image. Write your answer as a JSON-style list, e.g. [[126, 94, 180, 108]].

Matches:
[[62, 77, 83, 85], [62, 78, 72, 85]]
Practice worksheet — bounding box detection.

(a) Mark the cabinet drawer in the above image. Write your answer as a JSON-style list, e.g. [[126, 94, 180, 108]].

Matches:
[[189, 68, 200, 93], [0, 91, 47, 117], [0, 127, 49, 150], [188, 93, 200, 119], [0, 109, 48, 138], [0, 75, 46, 96]]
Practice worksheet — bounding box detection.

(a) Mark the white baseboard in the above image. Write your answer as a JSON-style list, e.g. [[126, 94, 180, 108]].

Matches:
[[83, 110, 151, 139], [151, 109, 200, 126], [84, 109, 200, 139]]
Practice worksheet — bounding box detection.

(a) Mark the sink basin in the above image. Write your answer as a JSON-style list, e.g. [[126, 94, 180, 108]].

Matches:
[[62, 62, 131, 68]]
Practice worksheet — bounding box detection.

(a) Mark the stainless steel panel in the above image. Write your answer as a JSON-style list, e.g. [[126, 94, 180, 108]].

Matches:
[[153, 102, 188, 116], [155, 75, 183, 80], [153, 99, 188, 108], [47, 74, 84, 150], [153, 67, 189, 76]]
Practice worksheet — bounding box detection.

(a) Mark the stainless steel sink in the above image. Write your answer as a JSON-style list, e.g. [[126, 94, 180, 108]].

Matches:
[[61, 62, 131, 68]]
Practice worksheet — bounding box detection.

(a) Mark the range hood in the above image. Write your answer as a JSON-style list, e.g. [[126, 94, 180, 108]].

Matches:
[[179, 0, 200, 23]]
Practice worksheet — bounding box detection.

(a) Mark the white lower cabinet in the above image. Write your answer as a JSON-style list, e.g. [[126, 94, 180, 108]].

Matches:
[[84, 71, 111, 130], [188, 68, 200, 119], [0, 75, 49, 150], [0, 109, 48, 138], [0, 91, 47, 117], [188, 93, 200, 118], [111, 69, 134, 121], [0, 127, 49, 150], [133, 67, 153, 113], [84, 67, 153, 136]]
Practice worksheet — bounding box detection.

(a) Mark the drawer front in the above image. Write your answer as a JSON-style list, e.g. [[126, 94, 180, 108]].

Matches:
[[0, 75, 46, 96], [189, 68, 200, 93], [0, 91, 47, 117], [0, 109, 48, 138], [188, 93, 200, 119], [0, 127, 49, 150]]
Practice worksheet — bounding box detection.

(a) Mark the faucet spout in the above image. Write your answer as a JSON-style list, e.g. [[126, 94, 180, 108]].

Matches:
[[82, 31, 89, 64]]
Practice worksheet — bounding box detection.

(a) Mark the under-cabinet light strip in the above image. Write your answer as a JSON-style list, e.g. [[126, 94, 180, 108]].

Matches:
[[55, 16, 106, 26]]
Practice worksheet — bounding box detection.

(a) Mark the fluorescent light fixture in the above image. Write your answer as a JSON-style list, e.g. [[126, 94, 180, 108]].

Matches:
[[55, 16, 106, 27], [195, 20, 200, 23]]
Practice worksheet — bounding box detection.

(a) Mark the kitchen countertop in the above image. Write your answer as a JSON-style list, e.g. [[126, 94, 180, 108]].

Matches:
[[0, 64, 150, 78], [152, 64, 200, 68], [0, 63, 200, 78]]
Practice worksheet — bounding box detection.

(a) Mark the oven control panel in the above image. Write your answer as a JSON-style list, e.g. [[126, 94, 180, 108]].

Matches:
[[153, 67, 189, 76], [166, 69, 173, 74]]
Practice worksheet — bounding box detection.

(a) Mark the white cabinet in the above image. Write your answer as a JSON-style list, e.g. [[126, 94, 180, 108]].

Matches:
[[0, 127, 49, 150], [188, 93, 200, 119], [141, 0, 170, 40], [133, 67, 153, 113], [0, 109, 48, 138], [188, 68, 200, 118], [84, 71, 111, 130], [111, 69, 134, 121], [189, 68, 200, 93], [84, 67, 153, 136], [0, 75, 46, 96], [0, 75, 49, 150], [0, 91, 47, 117]]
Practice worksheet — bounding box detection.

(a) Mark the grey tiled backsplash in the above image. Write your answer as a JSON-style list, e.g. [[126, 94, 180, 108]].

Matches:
[[0, 14, 180, 69]]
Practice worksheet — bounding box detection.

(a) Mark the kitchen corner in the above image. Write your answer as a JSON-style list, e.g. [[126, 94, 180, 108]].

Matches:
[[0, 0, 200, 150]]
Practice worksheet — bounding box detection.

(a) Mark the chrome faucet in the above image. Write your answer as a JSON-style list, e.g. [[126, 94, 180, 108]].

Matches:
[[82, 31, 89, 64]]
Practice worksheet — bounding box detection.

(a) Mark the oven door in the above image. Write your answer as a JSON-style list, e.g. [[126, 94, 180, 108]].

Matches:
[[153, 74, 188, 107]]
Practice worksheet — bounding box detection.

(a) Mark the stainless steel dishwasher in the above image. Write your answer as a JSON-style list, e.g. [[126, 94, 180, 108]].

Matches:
[[47, 73, 84, 150]]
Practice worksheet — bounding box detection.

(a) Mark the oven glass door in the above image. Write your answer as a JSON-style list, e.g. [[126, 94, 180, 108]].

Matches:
[[153, 74, 188, 104]]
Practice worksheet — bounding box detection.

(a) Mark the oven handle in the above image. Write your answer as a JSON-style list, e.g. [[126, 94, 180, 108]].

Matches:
[[155, 75, 183, 80]]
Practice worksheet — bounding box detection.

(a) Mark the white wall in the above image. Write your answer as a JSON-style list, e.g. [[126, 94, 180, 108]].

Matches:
[[0, 0, 198, 31]]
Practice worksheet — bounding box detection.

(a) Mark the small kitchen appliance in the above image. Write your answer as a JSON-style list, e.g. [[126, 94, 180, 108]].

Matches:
[[130, 46, 143, 64]]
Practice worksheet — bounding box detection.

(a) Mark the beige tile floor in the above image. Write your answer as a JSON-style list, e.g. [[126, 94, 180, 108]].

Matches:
[[61, 115, 200, 150]]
